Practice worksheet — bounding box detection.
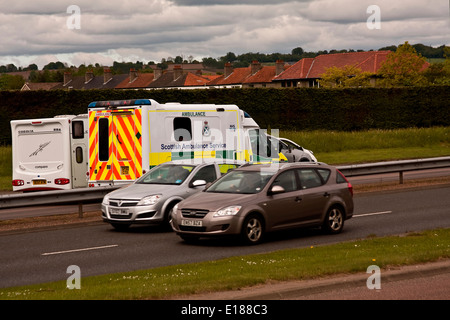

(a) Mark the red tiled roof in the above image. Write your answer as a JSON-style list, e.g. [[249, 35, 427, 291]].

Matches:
[[273, 58, 314, 80], [275, 51, 391, 80], [116, 72, 154, 88], [243, 66, 276, 84], [209, 66, 252, 86], [183, 72, 211, 86]]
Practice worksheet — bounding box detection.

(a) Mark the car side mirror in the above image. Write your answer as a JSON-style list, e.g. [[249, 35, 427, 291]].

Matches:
[[191, 179, 207, 188], [269, 185, 285, 195]]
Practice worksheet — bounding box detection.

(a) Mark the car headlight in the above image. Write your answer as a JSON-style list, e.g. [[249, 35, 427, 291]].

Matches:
[[214, 205, 241, 217], [102, 195, 109, 206], [137, 194, 162, 206]]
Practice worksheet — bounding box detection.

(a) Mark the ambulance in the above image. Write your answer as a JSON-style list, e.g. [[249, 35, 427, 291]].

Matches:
[[88, 99, 283, 187], [11, 114, 89, 192]]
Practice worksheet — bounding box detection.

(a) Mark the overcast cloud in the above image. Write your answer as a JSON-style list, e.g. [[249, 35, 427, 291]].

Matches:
[[0, 0, 448, 69]]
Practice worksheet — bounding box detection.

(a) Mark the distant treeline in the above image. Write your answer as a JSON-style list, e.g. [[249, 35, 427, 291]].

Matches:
[[2, 43, 449, 74], [1, 86, 449, 145]]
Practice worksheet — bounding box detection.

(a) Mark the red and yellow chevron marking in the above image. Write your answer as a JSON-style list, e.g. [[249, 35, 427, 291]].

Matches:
[[89, 109, 142, 182]]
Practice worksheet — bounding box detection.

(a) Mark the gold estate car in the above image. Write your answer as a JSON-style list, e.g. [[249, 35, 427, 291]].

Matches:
[[171, 162, 354, 244]]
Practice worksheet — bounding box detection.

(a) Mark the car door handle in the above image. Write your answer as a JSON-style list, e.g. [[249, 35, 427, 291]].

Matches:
[[323, 192, 330, 198], [295, 196, 302, 202]]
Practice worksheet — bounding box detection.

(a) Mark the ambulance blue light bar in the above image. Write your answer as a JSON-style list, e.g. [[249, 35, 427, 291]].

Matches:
[[88, 99, 153, 108]]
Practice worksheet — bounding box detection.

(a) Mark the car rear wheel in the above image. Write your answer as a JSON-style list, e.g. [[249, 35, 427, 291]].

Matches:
[[322, 206, 344, 234], [241, 214, 264, 245]]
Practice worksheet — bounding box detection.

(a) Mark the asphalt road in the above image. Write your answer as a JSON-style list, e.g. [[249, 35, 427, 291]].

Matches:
[[1, 184, 449, 289]]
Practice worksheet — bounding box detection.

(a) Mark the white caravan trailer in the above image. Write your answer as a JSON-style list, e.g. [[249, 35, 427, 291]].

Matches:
[[11, 114, 89, 191]]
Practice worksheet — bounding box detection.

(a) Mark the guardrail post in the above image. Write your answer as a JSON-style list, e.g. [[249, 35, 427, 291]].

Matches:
[[399, 171, 404, 184], [78, 202, 83, 218]]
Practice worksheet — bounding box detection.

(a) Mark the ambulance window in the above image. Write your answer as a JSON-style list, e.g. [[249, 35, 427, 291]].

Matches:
[[98, 118, 109, 161], [72, 121, 84, 139], [174, 117, 192, 141], [75, 146, 83, 164]]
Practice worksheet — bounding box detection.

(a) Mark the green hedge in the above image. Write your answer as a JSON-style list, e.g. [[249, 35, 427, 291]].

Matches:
[[1, 86, 449, 144]]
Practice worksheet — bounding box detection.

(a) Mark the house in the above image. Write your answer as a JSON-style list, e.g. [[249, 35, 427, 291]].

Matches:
[[21, 82, 61, 91], [273, 51, 391, 87], [52, 68, 128, 90], [147, 65, 216, 89], [208, 60, 289, 88], [242, 60, 289, 88], [115, 69, 155, 89]]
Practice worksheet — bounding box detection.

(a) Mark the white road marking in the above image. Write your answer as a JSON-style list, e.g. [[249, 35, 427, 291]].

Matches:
[[42, 244, 118, 256], [353, 211, 392, 218]]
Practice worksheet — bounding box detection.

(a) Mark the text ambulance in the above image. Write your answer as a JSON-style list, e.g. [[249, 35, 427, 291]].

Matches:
[[11, 114, 89, 191], [88, 99, 282, 187]]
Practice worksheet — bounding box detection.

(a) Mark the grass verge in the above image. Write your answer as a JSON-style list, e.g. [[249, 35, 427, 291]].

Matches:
[[1, 228, 449, 300]]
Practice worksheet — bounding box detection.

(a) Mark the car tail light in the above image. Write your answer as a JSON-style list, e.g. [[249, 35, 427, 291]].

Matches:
[[12, 179, 24, 186], [337, 170, 353, 196], [55, 178, 70, 185]]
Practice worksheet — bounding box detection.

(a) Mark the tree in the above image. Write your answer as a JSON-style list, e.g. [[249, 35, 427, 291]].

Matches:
[[0, 74, 25, 90], [319, 65, 372, 88], [377, 41, 428, 87]]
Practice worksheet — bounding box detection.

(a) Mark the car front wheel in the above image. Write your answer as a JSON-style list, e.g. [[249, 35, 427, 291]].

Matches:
[[241, 214, 264, 245], [322, 206, 345, 234]]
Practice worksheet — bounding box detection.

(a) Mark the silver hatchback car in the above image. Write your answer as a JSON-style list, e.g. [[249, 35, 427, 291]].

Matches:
[[101, 160, 243, 230], [171, 162, 354, 244]]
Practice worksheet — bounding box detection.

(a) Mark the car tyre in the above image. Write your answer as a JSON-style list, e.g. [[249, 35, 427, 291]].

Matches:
[[322, 206, 345, 234], [241, 214, 264, 245]]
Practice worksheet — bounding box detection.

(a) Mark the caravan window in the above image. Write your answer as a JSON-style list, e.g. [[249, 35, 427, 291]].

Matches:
[[72, 120, 84, 139], [173, 117, 192, 141], [98, 118, 109, 161], [75, 146, 83, 164]]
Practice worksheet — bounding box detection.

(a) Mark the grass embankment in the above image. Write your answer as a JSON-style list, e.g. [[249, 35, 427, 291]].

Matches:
[[1, 228, 449, 300], [281, 126, 450, 164]]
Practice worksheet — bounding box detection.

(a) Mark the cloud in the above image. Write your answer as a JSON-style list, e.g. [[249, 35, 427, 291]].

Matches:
[[0, 0, 448, 69]]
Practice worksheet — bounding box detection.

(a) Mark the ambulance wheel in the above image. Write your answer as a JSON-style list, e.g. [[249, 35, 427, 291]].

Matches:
[[111, 223, 130, 231]]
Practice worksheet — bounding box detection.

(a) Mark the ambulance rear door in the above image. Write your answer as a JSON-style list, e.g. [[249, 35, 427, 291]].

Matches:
[[89, 108, 142, 185]]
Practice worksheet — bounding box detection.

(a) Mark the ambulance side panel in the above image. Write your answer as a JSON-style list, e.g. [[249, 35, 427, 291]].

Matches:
[[148, 105, 246, 167]]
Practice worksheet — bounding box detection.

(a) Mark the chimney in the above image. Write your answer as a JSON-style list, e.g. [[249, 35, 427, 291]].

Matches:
[[63, 72, 72, 86], [276, 60, 285, 76], [129, 68, 138, 83], [173, 65, 183, 80], [103, 68, 112, 84], [251, 60, 262, 75], [154, 68, 162, 80], [85, 70, 94, 84], [224, 62, 233, 78]]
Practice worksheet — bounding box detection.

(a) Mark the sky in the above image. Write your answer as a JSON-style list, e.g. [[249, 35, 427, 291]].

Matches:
[[0, 0, 449, 69]]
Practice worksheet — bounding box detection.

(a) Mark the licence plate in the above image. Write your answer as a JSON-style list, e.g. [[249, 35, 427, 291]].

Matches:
[[33, 179, 47, 185], [111, 208, 129, 216], [181, 219, 202, 227]]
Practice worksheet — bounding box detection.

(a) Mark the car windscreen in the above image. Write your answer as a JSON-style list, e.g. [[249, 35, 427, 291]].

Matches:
[[136, 164, 194, 185], [206, 170, 273, 194]]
